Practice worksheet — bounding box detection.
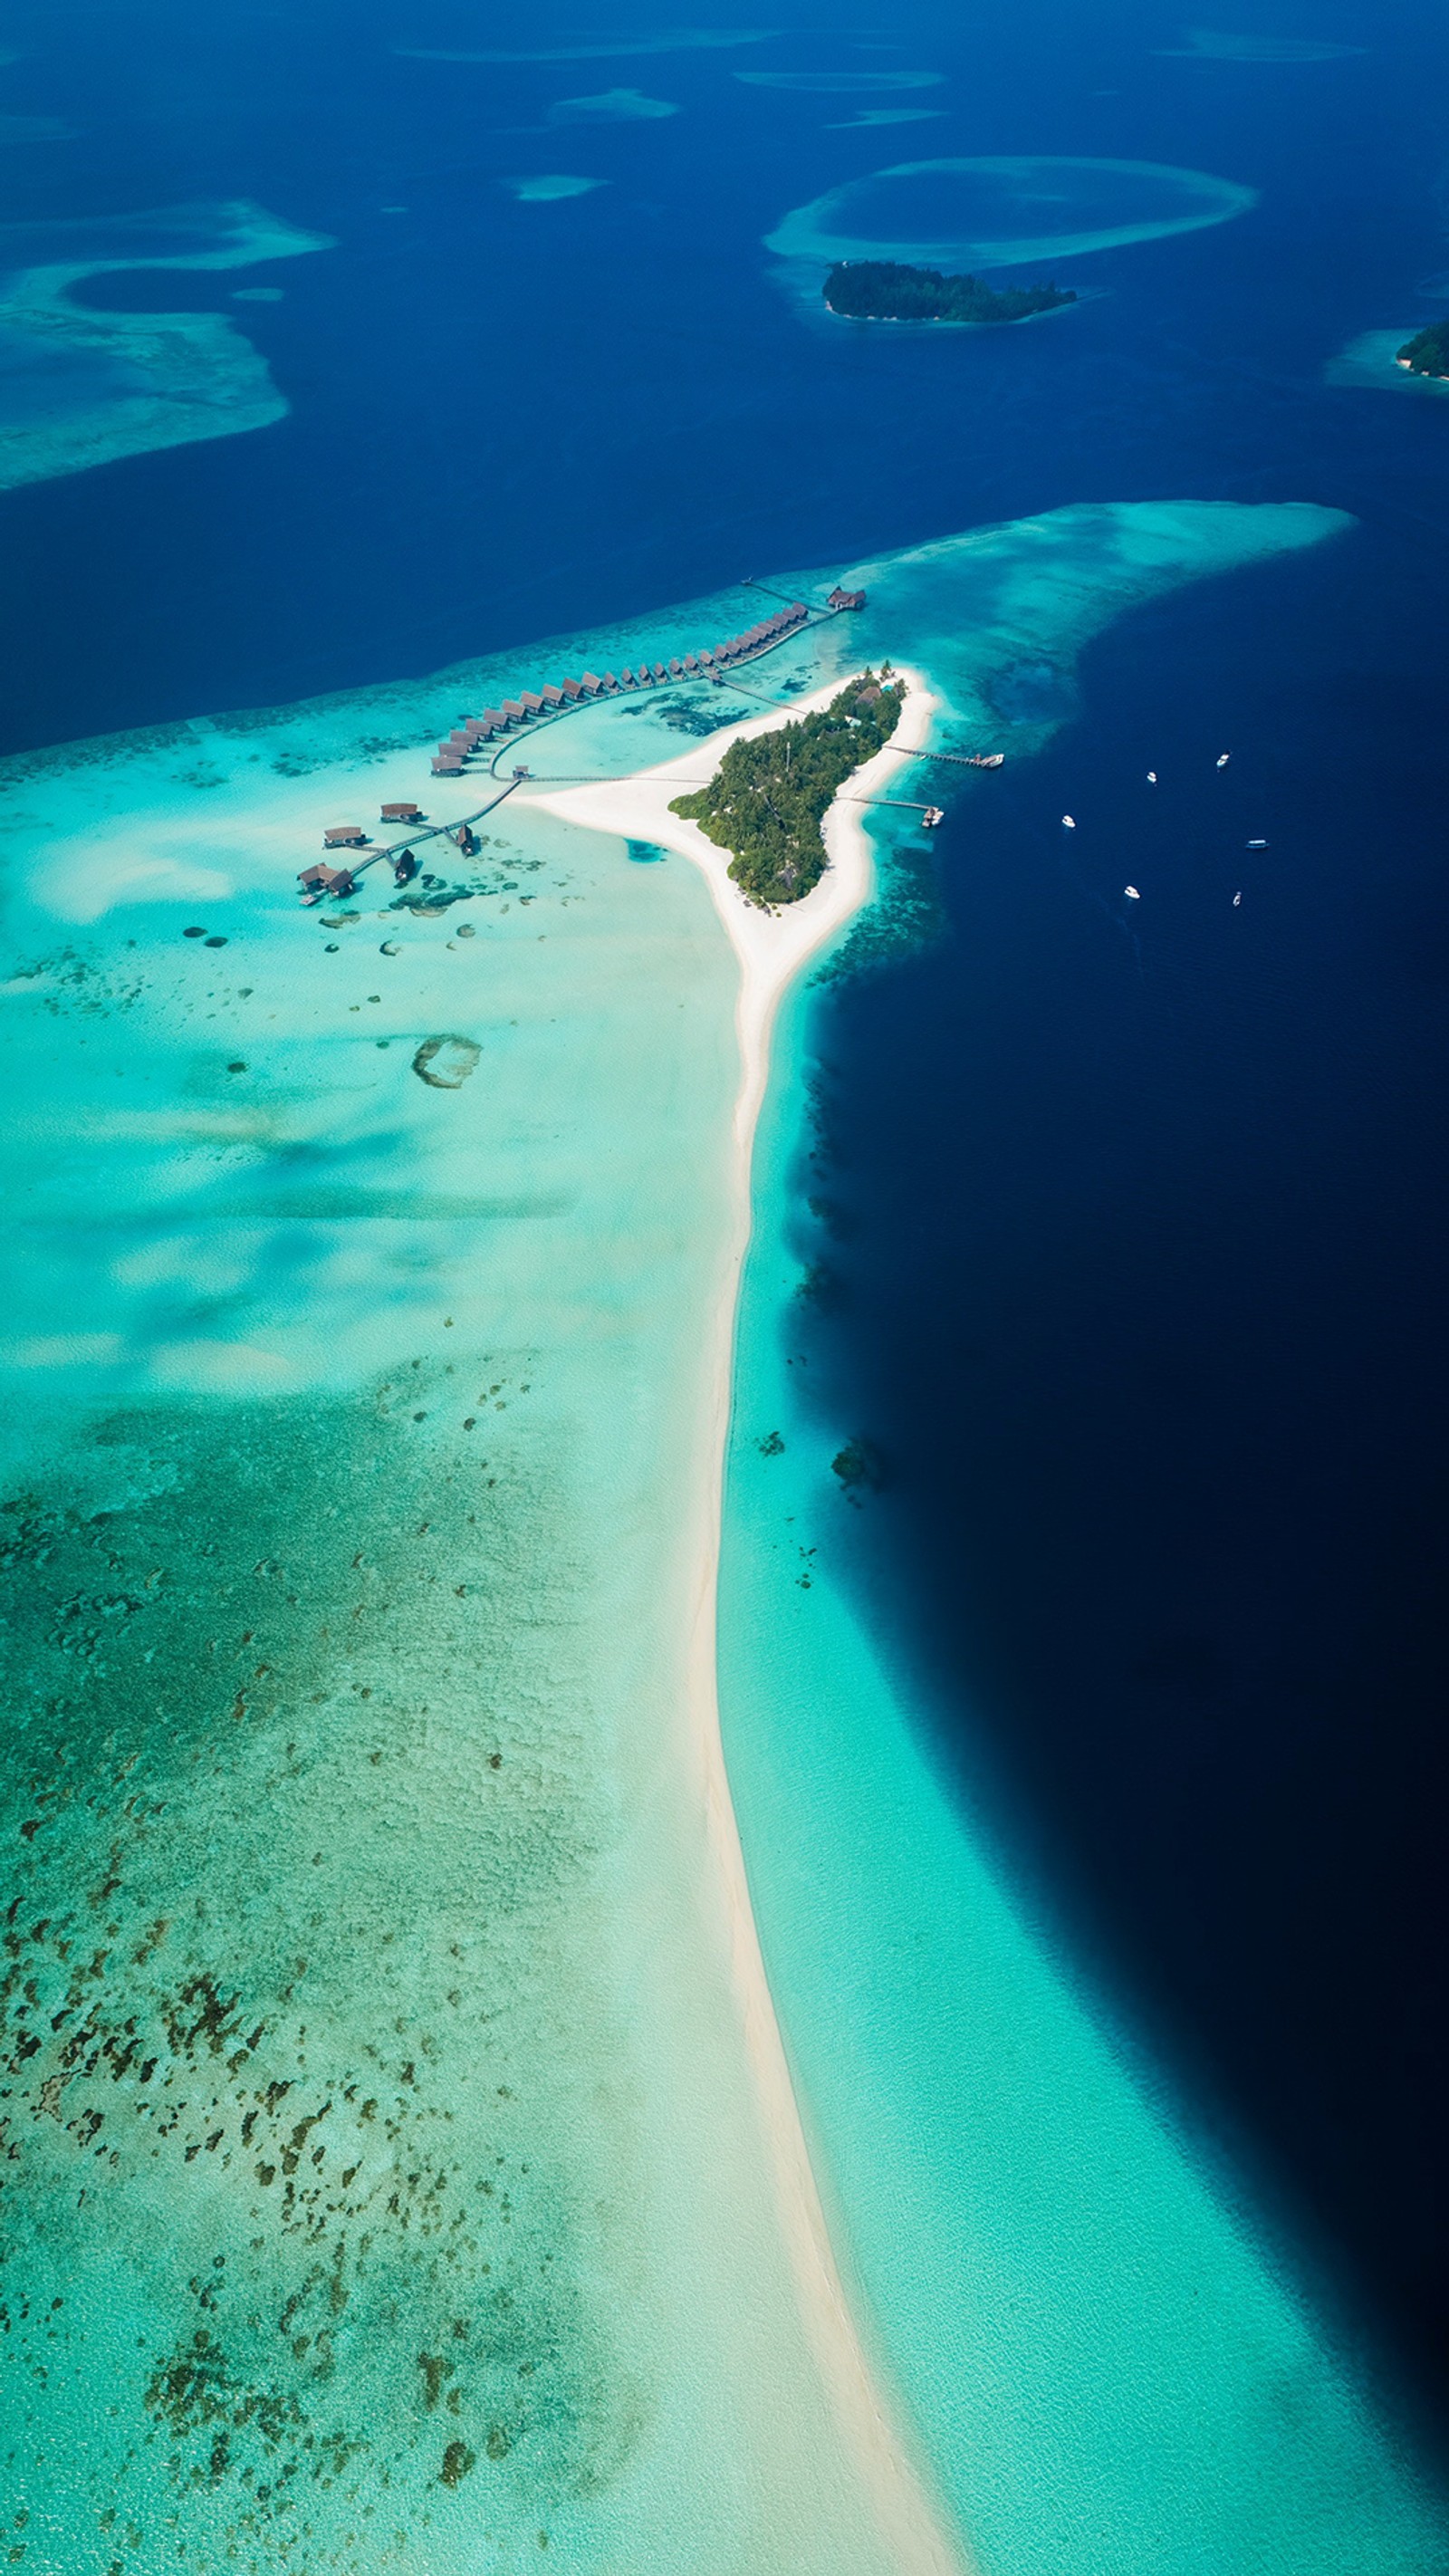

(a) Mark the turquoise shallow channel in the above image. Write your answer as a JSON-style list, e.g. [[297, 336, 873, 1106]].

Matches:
[[0, 500, 1444, 2575]]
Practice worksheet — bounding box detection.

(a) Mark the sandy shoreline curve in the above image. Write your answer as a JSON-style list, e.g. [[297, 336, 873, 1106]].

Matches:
[[530, 668, 937, 1144], [533, 673, 964, 2576]]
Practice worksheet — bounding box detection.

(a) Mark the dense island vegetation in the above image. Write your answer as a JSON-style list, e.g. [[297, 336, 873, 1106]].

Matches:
[[1396, 318, 1449, 379], [669, 671, 905, 908], [824, 260, 1076, 325]]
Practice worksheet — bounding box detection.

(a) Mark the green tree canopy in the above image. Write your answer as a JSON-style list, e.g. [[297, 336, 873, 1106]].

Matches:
[[824, 261, 1075, 325], [669, 673, 906, 908]]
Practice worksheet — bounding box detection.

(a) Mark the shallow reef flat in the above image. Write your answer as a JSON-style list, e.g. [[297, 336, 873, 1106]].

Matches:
[[1327, 326, 1449, 396], [0, 201, 331, 495], [6, 500, 1436, 2576], [0, 599, 947, 2576], [766, 154, 1258, 284]]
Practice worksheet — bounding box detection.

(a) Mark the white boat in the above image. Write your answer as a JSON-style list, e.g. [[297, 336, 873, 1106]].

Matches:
[[1147, 770, 1157, 783], [1233, 891, 1242, 906], [1247, 838, 1267, 848], [1124, 885, 1140, 900], [1062, 813, 1076, 828], [1216, 752, 1231, 768]]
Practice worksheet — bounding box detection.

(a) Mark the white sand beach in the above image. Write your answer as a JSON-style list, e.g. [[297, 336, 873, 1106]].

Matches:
[[532, 674, 956, 2576], [533, 670, 937, 1147]]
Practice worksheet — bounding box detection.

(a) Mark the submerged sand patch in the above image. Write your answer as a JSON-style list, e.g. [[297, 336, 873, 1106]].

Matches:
[[546, 87, 678, 120], [767, 154, 1257, 274], [0, 201, 331, 495], [412, 1033, 482, 1088]]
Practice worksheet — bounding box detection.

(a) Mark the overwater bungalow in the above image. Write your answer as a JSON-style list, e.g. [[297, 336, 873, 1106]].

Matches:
[[323, 823, 367, 848], [417, 600, 814, 786], [828, 585, 867, 611], [380, 801, 423, 823], [300, 861, 357, 901]]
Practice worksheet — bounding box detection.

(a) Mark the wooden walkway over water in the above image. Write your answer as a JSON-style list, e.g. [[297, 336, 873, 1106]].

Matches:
[[316, 775, 525, 892], [302, 586, 1003, 899]]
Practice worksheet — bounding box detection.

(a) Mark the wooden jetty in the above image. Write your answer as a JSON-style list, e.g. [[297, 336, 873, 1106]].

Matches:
[[298, 776, 526, 903], [297, 582, 877, 903]]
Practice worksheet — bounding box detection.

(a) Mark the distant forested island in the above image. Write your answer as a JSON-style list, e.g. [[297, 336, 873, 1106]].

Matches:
[[824, 261, 1076, 325], [1396, 319, 1449, 380], [670, 672, 905, 908]]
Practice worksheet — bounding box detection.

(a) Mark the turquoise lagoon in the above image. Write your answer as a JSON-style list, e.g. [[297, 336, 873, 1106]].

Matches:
[[1, 501, 1442, 2573], [0, 615, 912, 2576]]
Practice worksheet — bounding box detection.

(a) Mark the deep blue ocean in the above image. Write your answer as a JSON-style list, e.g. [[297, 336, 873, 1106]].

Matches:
[[5, 0, 1449, 2469]]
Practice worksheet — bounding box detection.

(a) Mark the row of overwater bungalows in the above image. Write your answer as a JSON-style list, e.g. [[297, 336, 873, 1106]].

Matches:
[[298, 593, 869, 894], [430, 600, 813, 775]]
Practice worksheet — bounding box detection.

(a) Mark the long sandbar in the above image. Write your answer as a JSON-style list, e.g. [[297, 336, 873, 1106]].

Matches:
[[532, 673, 959, 2576]]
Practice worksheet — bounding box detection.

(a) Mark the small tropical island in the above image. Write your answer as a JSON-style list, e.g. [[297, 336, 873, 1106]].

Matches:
[[1396, 318, 1449, 380], [823, 259, 1076, 326], [669, 670, 904, 907]]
